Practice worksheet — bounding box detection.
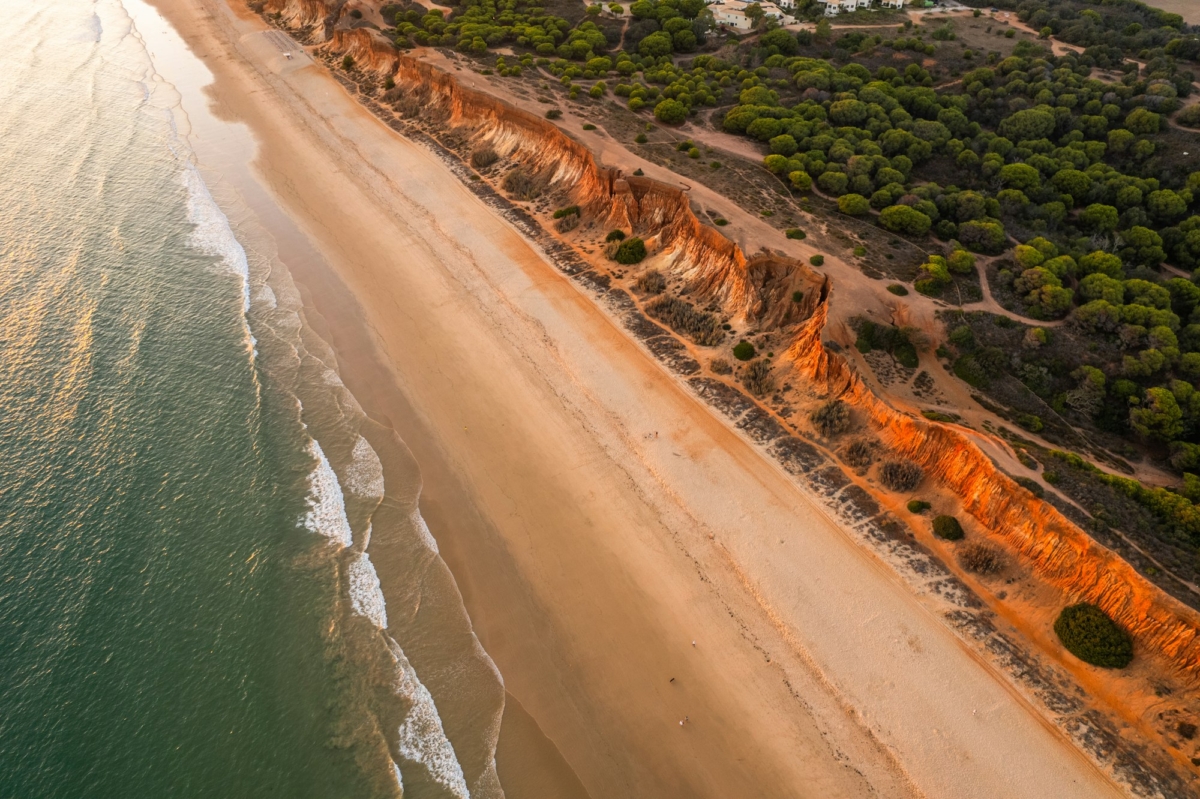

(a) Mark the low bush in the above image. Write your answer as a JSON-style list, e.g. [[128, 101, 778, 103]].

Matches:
[[887, 284, 909, 296], [1014, 476, 1044, 498], [342, 54, 354, 70], [786, 228, 806, 240], [634, 133, 648, 143], [502, 168, 547, 200], [552, 205, 580, 219], [582, 123, 597, 130], [879, 460, 922, 492], [743, 360, 774, 397], [810, 254, 825, 266], [906, 499, 931, 513], [554, 214, 580, 233], [636, 270, 666, 294], [646, 295, 723, 346], [470, 147, 499, 169], [959, 542, 1003, 574], [844, 439, 874, 469], [1054, 603, 1133, 668], [856, 320, 919, 368], [811, 399, 851, 437], [733, 340, 756, 361], [545, 109, 563, 119], [710, 357, 732, 375], [791, 290, 804, 303], [614, 237, 647, 264], [932, 514, 964, 540], [605, 229, 626, 242]]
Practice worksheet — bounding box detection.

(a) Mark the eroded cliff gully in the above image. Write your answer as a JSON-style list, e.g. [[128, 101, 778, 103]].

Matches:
[[271, 9, 1200, 680]]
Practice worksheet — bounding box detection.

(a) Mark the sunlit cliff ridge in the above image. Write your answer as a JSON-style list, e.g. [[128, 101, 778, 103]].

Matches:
[[268, 3, 1200, 679]]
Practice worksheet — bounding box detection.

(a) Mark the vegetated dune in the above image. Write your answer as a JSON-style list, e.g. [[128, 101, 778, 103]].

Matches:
[[267, 0, 1200, 680]]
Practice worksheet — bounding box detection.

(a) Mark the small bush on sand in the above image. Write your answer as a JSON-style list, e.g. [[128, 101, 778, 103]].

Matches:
[[932, 514, 964, 540], [545, 109, 563, 119], [553, 205, 580, 219], [879, 460, 922, 492], [1054, 603, 1133, 668], [646, 296, 724, 346], [959, 542, 1003, 574], [743, 360, 775, 397], [1014, 476, 1044, 498], [810, 254, 825, 266], [502, 168, 546, 200], [887, 283, 909, 296], [615, 237, 647, 264], [810, 400, 851, 437], [710, 358, 732, 375], [843, 439, 874, 469], [786, 228, 806, 240], [636, 270, 666, 294], [342, 54, 354, 70], [906, 499, 931, 513], [470, 147, 499, 169], [555, 214, 580, 232], [606, 229, 627, 242], [732, 341, 756, 361]]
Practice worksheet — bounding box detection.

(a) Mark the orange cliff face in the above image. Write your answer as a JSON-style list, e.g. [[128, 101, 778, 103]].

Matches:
[[279, 7, 1200, 681], [262, 0, 339, 39], [789, 290, 1200, 679]]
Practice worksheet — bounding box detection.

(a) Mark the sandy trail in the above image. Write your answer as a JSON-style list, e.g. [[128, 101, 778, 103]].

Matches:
[[152, 1, 1129, 797]]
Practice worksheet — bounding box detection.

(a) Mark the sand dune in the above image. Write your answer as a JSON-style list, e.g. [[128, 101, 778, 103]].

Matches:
[[151, 0, 1130, 796]]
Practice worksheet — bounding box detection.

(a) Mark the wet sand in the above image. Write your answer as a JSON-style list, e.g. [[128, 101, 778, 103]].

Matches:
[[151, 1, 1130, 796]]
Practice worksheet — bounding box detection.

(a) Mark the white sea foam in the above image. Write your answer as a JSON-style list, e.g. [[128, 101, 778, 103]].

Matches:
[[253, 283, 277, 311], [392, 760, 404, 793], [345, 435, 385, 499], [348, 551, 388, 629], [410, 510, 440, 554], [182, 164, 251, 314], [388, 638, 472, 799], [302, 438, 353, 548]]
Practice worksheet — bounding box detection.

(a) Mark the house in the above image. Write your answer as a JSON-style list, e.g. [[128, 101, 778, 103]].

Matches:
[[819, 0, 870, 15], [712, 0, 786, 29], [713, 5, 753, 29], [879, 0, 906, 8]]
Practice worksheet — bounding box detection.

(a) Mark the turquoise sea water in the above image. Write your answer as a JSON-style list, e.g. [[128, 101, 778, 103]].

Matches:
[[0, 3, 502, 796]]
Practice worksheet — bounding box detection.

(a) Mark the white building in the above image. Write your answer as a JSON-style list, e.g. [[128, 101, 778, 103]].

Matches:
[[819, 0, 871, 15], [879, 0, 906, 8], [712, 0, 786, 29]]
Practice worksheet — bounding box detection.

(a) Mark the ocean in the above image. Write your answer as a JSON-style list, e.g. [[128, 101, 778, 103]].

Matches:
[[0, 2, 503, 797]]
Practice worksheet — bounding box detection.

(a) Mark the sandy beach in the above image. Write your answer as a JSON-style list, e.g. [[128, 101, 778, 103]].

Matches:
[[147, 1, 1133, 796]]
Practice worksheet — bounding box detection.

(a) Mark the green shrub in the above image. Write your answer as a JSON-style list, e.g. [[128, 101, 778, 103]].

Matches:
[[1014, 476, 1044, 497], [582, 123, 597, 130], [810, 255, 825, 266], [635, 133, 648, 143], [606, 229, 626, 242], [907, 499, 931, 513], [733, 340, 756, 361], [932, 515, 964, 540], [545, 109, 563, 119], [791, 290, 804, 303], [342, 54, 354, 70], [786, 228, 806, 240], [615, 237, 646, 264], [553, 205, 580, 219], [1054, 604, 1133, 668], [887, 284, 909, 296]]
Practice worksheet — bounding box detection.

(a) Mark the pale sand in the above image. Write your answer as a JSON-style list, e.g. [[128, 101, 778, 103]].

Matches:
[[154, 1, 1128, 796]]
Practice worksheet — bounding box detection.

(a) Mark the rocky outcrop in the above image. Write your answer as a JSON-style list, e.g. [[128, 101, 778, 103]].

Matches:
[[262, 0, 343, 40], [789, 291, 1200, 678]]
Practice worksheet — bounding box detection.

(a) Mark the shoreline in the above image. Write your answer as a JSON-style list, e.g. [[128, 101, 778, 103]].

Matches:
[[150, 1, 1138, 796]]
